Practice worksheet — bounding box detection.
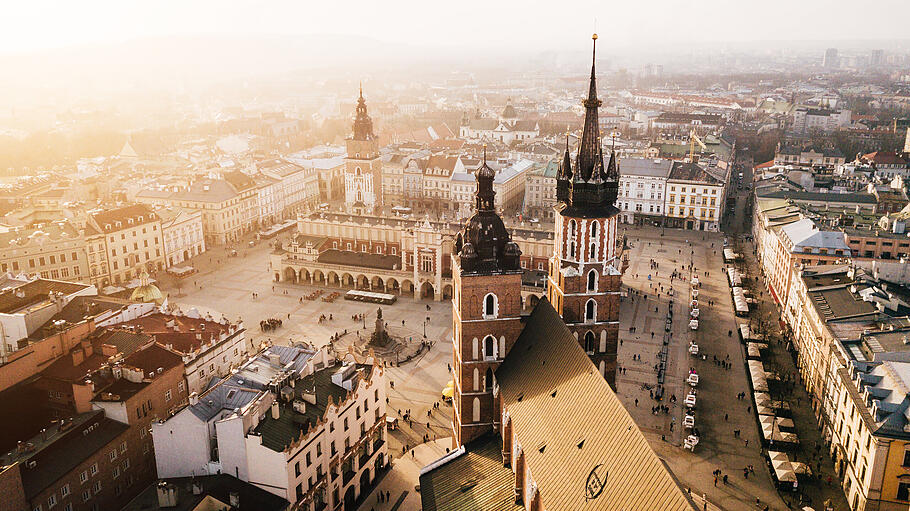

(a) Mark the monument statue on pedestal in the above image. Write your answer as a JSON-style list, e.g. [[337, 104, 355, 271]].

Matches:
[[370, 307, 391, 347]]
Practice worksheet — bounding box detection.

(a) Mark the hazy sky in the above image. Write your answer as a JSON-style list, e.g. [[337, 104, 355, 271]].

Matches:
[[5, 0, 908, 55]]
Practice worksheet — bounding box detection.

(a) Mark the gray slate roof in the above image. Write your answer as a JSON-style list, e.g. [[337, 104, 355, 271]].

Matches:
[[620, 157, 673, 178]]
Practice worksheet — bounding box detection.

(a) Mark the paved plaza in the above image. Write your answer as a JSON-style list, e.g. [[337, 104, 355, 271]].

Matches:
[[618, 226, 788, 511], [155, 227, 845, 511], [155, 239, 456, 511]]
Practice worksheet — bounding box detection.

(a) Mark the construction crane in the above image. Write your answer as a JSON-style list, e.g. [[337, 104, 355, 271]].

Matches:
[[688, 128, 707, 162]]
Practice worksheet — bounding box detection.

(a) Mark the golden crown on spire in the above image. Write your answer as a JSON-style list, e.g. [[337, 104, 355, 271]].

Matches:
[[592, 33, 598, 40]]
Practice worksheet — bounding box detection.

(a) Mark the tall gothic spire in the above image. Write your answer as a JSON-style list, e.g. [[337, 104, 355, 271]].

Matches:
[[575, 33, 604, 182], [352, 85, 374, 141], [554, 34, 619, 217]]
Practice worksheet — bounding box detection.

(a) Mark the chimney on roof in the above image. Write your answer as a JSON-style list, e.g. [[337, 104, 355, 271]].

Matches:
[[72, 348, 84, 366], [271, 401, 280, 420], [229, 492, 240, 508], [189, 392, 198, 405], [191, 479, 203, 495]]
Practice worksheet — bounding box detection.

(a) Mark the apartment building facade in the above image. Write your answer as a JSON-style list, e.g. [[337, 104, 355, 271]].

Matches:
[[152, 346, 387, 511], [87, 204, 166, 287], [664, 161, 726, 231], [0, 221, 90, 284], [157, 208, 205, 267]]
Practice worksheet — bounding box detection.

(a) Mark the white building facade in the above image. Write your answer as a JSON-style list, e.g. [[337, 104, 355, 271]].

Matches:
[[617, 158, 672, 225], [159, 209, 206, 267], [152, 346, 387, 511]]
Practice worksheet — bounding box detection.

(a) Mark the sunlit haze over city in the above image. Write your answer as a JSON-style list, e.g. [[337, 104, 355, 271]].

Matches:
[[1, 2, 909, 511]]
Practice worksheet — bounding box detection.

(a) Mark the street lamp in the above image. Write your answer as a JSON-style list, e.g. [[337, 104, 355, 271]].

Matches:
[[423, 315, 430, 338]]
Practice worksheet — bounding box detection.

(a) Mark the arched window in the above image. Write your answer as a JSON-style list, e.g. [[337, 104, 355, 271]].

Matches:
[[568, 219, 577, 239], [483, 293, 498, 318], [584, 331, 596, 354], [472, 398, 481, 423], [472, 338, 479, 360], [569, 241, 576, 259], [589, 243, 597, 260], [473, 368, 480, 391], [600, 330, 607, 353], [485, 368, 493, 392], [587, 270, 597, 292], [585, 299, 596, 322], [484, 335, 496, 359], [355, 166, 362, 176], [590, 220, 599, 239]]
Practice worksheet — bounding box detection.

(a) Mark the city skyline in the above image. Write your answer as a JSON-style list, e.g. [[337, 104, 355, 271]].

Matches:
[[4, 0, 909, 56], [2, 4, 910, 509]]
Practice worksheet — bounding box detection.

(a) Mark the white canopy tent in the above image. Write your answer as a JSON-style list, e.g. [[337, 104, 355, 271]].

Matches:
[[748, 360, 769, 392], [727, 266, 742, 286], [732, 287, 750, 314]]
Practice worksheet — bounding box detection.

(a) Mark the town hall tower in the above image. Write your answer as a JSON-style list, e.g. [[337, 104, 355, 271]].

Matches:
[[344, 86, 382, 211]]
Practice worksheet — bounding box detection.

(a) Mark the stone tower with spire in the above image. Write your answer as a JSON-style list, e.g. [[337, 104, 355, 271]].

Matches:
[[547, 34, 622, 388], [345, 85, 382, 211], [451, 149, 524, 446]]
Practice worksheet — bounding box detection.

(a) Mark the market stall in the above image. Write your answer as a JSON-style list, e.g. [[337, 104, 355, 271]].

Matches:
[[748, 360, 769, 392]]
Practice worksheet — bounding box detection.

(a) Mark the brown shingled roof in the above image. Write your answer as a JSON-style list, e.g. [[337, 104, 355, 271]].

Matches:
[[91, 204, 158, 233], [0, 279, 90, 315]]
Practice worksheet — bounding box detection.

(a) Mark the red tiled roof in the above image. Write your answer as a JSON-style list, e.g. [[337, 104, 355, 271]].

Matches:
[[119, 313, 232, 354], [121, 343, 183, 374], [863, 151, 907, 165], [0, 279, 91, 315], [91, 204, 158, 233], [223, 171, 257, 192], [426, 155, 459, 172], [428, 139, 465, 151], [41, 349, 109, 382]]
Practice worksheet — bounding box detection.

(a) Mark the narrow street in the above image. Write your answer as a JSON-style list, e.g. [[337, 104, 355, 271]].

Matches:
[[734, 236, 849, 510]]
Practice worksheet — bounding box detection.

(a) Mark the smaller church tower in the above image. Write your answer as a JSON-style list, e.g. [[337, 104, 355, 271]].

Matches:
[[451, 149, 524, 447], [547, 34, 622, 388], [345, 85, 382, 211]]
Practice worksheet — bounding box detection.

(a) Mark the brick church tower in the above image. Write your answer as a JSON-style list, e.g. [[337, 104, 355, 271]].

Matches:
[[344, 85, 382, 211], [546, 34, 622, 388], [451, 150, 524, 446]]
